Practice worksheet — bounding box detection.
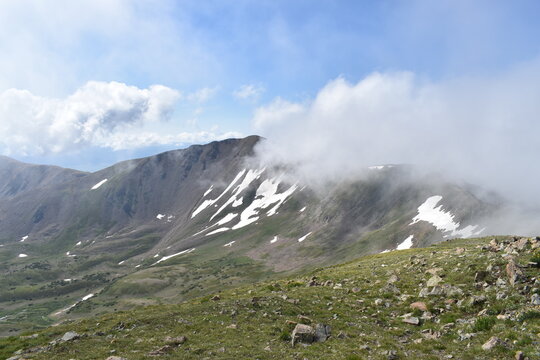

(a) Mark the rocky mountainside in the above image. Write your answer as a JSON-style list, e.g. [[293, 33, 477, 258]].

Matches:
[[0, 136, 498, 337], [1, 235, 539, 360]]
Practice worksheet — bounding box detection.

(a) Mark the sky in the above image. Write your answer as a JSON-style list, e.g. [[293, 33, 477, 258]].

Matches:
[[1, 0, 540, 191]]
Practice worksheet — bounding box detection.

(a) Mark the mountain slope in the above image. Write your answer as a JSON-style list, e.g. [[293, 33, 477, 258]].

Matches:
[[1, 236, 539, 360], [0, 136, 498, 337]]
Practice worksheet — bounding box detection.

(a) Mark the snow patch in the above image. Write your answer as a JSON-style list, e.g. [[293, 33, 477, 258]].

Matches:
[[153, 248, 195, 265], [203, 185, 214, 197], [232, 178, 297, 230], [156, 214, 165, 220], [223, 241, 235, 247], [206, 227, 230, 236], [18, 253, 28, 258], [118, 260, 125, 265], [396, 235, 414, 250], [410, 196, 484, 238], [54, 293, 95, 315], [210, 168, 265, 221], [298, 232, 312, 242], [91, 179, 108, 190], [75, 241, 82, 246], [270, 236, 278, 244], [192, 169, 246, 218], [299, 206, 306, 213], [216, 213, 238, 226], [20, 235, 28, 242]]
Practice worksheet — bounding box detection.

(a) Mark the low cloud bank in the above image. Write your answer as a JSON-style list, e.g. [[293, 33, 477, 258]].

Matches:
[[253, 60, 540, 208]]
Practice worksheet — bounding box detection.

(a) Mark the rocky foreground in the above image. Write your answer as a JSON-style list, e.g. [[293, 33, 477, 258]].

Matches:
[[1, 236, 539, 359]]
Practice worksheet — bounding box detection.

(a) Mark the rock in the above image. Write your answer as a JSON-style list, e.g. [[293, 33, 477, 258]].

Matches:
[[402, 316, 420, 325], [226, 324, 237, 329], [475, 271, 489, 283], [148, 345, 173, 356], [61, 331, 80, 342], [456, 247, 465, 254], [515, 238, 529, 251], [422, 329, 441, 339], [164, 336, 187, 345], [106, 357, 128, 360], [291, 324, 316, 346], [388, 274, 399, 283], [374, 298, 384, 306], [314, 324, 331, 342], [531, 293, 540, 305], [427, 275, 443, 287], [426, 268, 443, 275], [506, 259, 524, 286], [264, 346, 271, 351], [469, 295, 487, 306], [410, 302, 428, 312], [489, 239, 499, 251], [482, 336, 501, 350], [383, 350, 398, 360], [515, 351, 525, 360], [211, 295, 221, 301]]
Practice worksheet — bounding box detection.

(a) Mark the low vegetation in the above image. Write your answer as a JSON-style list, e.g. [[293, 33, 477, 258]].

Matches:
[[1, 235, 539, 359]]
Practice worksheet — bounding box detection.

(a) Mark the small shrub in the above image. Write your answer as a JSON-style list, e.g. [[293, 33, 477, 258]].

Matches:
[[472, 316, 496, 332]]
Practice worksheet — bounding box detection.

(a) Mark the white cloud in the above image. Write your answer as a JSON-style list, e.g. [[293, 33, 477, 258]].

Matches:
[[187, 87, 218, 104], [253, 60, 540, 204], [0, 81, 181, 155], [233, 84, 265, 101], [103, 130, 243, 151]]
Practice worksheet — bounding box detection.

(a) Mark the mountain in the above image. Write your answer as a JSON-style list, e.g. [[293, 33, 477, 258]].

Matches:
[[0, 136, 498, 337], [1, 235, 539, 360]]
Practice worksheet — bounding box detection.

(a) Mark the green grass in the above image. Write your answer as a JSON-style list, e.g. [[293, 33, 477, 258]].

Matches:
[[1, 236, 539, 359]]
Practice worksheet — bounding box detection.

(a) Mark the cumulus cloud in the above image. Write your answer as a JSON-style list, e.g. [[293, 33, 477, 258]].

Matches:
[[103, 130, 242, 151], [0, 81, 182, 154], [253, 59, 540, 205], [233, 84, 265, 101]]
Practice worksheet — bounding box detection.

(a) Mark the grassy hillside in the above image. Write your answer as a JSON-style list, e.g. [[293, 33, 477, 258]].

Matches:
[[1, 235, 539, 360]]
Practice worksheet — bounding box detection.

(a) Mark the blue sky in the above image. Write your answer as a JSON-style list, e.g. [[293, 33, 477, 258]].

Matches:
[[1, 0, 540, 171]]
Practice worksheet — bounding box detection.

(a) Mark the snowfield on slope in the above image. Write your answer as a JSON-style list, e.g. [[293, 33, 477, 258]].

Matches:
[[91, 179, 108, 190], [410, 196, 483, 238]]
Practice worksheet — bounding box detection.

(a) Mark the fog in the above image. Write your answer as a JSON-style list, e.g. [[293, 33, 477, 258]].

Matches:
[[253, 60, 540, 208]]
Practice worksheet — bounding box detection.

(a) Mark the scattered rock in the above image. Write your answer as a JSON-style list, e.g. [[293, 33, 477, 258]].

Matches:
[[164, 336, 187, 345], [531, 293, 540, 305], [314, 324, 331, 342], [61, 331, 80, 342], [211, 295, 221, 301], [474, 271, 489, 283], [402, 316, 420, 325], [383, 349, 398, 360], [427, 275, 443, 287], [226, 324, 237, 329], [469, 295, 487, 306], [456, 247, 465, 254], [410, 302, 428, 312], [388, 274, 399, 284], [148, 345, 174, 356], [291, 324, 316, 346], [506, 259, 523, 286], [482, 336, 501, 350], [105, 357, 128, 360], [515, 351, 525, 360]]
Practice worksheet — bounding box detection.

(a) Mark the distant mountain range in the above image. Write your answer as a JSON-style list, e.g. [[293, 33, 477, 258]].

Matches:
[[0, 135, 499, 336]]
